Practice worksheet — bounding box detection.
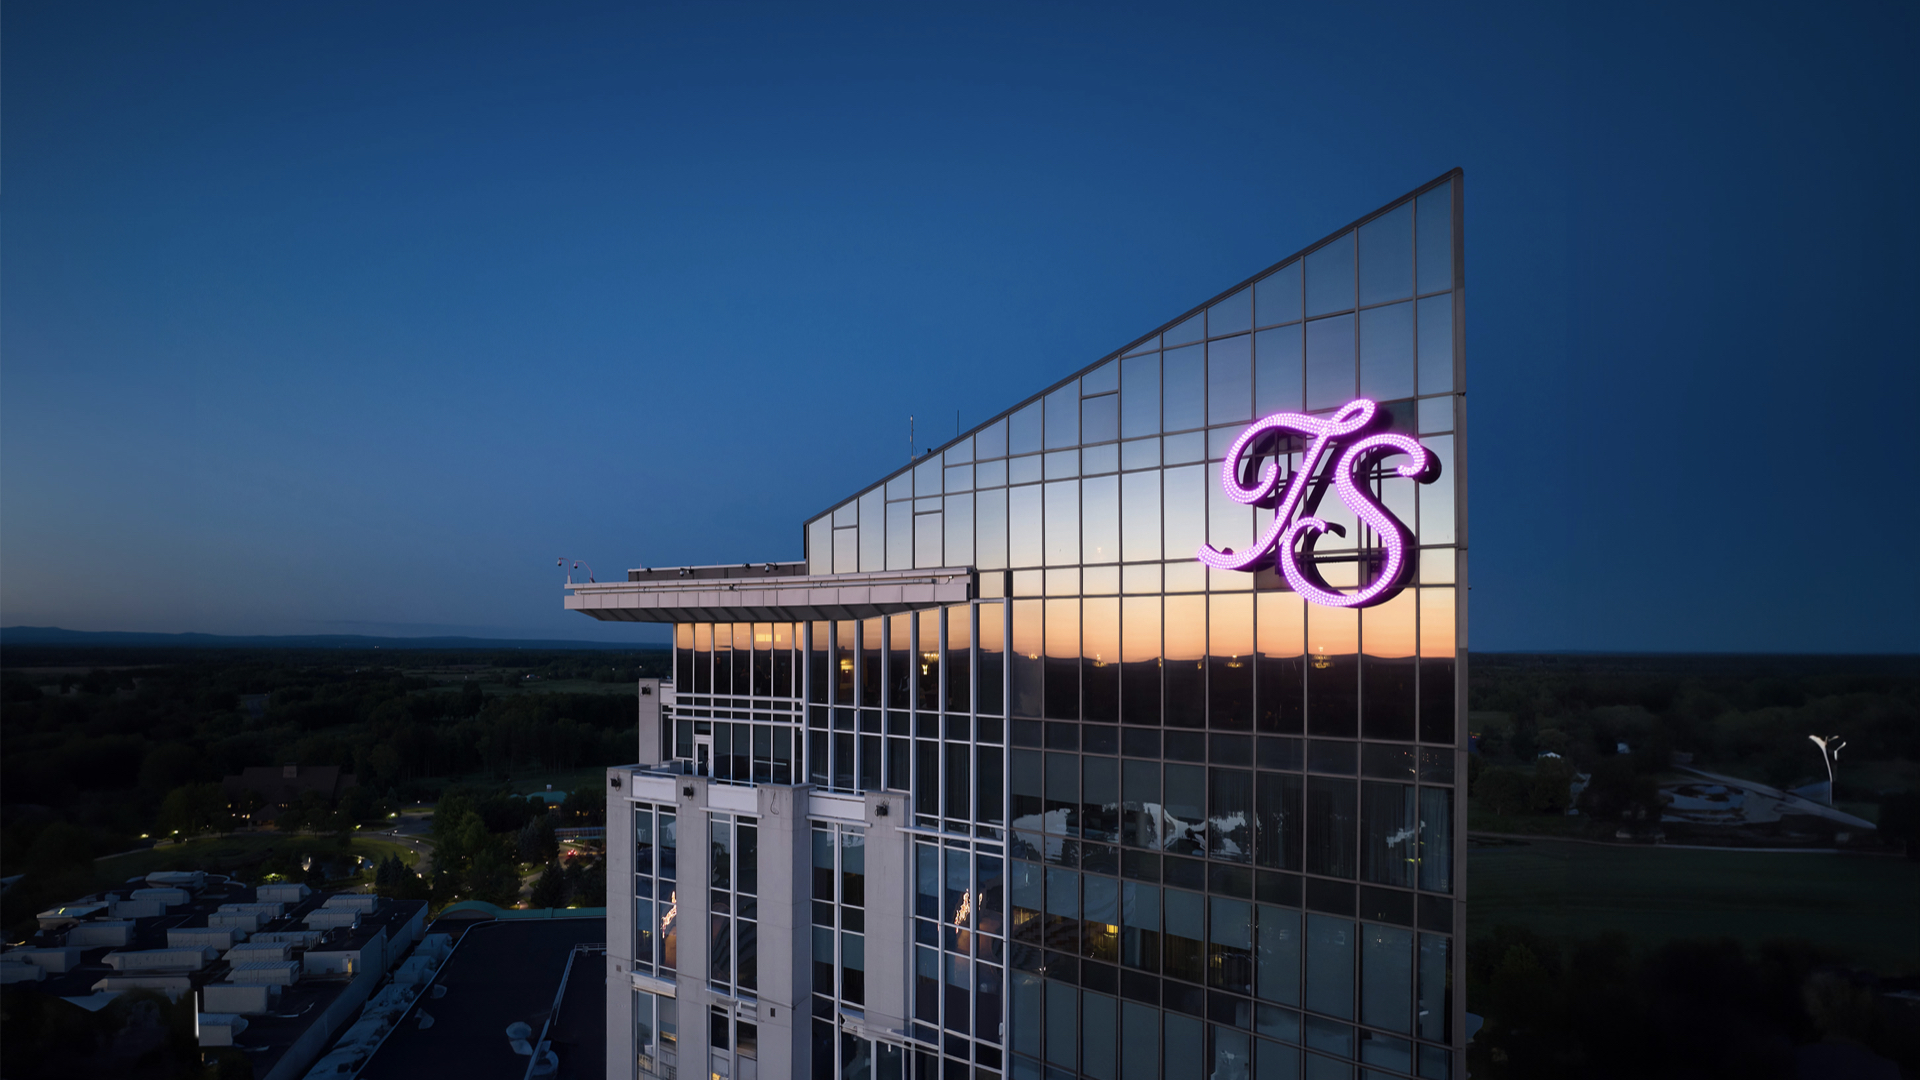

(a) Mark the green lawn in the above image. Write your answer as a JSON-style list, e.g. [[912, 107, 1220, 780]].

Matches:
[[1468, 837, 1920, 972]]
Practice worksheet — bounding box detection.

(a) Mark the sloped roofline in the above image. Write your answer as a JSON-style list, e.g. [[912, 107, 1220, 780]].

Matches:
[[802, 167, 1463, 532]]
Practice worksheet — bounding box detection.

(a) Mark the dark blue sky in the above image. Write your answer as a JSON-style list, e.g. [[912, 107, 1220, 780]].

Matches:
[[4, 3, 1915, 651]]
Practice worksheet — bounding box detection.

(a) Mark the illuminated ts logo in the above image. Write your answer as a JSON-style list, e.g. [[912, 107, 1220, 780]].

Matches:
[[1196, 399, 1439, 608]]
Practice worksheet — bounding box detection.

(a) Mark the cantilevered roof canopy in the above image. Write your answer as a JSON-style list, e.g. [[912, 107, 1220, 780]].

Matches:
[[564, 567, 975, 624]]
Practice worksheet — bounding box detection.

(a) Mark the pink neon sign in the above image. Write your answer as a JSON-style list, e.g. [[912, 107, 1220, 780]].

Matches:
[[1196, 398, 1439, 608]]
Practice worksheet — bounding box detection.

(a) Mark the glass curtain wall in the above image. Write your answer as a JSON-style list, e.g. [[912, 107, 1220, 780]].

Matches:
[[783, 173, 1464, 1080]]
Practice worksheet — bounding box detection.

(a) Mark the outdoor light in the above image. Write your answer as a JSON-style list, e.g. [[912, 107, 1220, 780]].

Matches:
[[1808, 734, 1846, 806]]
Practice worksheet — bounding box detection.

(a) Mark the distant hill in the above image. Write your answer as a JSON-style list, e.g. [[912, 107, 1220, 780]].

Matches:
[[0, 625, 663, 651]]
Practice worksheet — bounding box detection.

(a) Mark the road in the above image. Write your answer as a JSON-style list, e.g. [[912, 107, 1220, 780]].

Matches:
[[372, 810, 437, 875]]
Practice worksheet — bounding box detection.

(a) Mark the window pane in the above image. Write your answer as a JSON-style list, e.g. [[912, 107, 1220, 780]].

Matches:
[[915, 512, 943, 569], [1416, 295, 1453, 396], [1163, 887, 1205, 983], [1360, 923, 1413, 1034], [1304, 914, 1355, 1019], [977, 487, 1009, 571], [1254, 325, 1303, 417], [1415, 182, 1453, 294], [1418, 786, 1453, 894], [1306, 777, 1356, 879], [1163, 344, 1205, 432], [1121, 597, 1161, 729], [1084, 393, 1120, 444], [1417, 934, 1450, 1043], [1257, 592, 1304, 735], [1122, 353, 1161, 438], [1256, 261, 1302, 328], [1010, 485, 1043, 568], [1121, 470, 1161, 562], [1255, 771, 1301, 872], [1011, 402, 1043, 456], [1209, 286, 1253, 338], [1358, 202, 1413, 307], [1047, 384, 1080, 450], [1256, 905, 1301, 1006], [1305, 234, 1355, 317], [1163, 465, 1206, 565], [1045, 481, 1079, 567], [887, 501, 913, 570], [944, 495, 974, 569], [1358, 302, 1414, 403], [1208, 334, 1252, 426], [1084, 596, 1120, 723], [1360, 782, 1416, 888], [1304, 315, 1356, 412]]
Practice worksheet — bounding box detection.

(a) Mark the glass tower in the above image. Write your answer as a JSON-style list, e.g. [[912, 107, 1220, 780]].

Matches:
[[583, 171, 1466, 1080]]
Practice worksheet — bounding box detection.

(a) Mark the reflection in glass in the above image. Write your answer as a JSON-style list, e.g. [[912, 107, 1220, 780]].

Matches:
[[1255, 771, 1301, 872], [1047, 384, 1080, 450], [977, 416, 1009, 459], [1361, 591, 1417, 741], [1084, 597, 1120, 722], [1121, 471, 1161, 562], [1082, 474, 1119, 564], [1305, 315, 1356, 411], [1305, 605, 1358, 738], [944, 494, 973, 568], [1163, 595, 1206, 729], [1121, 597, 1161, 727], [862, 618, 884, 708], [978, 602, 1005, 716], [913, 511, 942, 569], [1419, 435, 1455, 545], [1011, 600, 1043, 718], [834, 526, 857, 574], [1044, 481, 1079, 567], [1304, 914, 1355, 1019], [1359, 301, 1414, 403], [1084, 393, 1120, 444], [1011, 402, 1042, 456], [1164, 764, 1205, 857], [1209, 464, 1254, 560], [1208, 593, 1253, 730], [1417, 294, 1454, 396], [1210, 285, 1253, 338], [1209, 770, 1253, 864], [1122, 353, 1161, 439], [1361, 924, 1414, 1035], [1358, 202, 1413, 307], [1257, 261, 1303, 329], [1416, 181, 1453, 294], [1083, 754, 1119, 844], [1417, 934, 1450, 1043], [1163, 465, 1206, 563], [886, 501, 912, 570], [1009, 485, 1042, 568], [1418, 786, 1452, 894], [1208, 334, 1252, 426], [1164, 887, 1205, 981], [1306, 777, 1356, 880], [1306, 233, 1355, 317], [1045, 599, 1080, 721], [1256, 592, 1304, 735], [1255, 325, 1304, 416], [1164, 344, 1206, 432], [1256, 905, 1301, 1006], [1360, 782, 1416, 888], [976, 487, 1008, 571]]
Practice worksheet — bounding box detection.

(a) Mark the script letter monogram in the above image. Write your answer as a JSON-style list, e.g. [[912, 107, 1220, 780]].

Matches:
[[1195, 398, 1440, 608]]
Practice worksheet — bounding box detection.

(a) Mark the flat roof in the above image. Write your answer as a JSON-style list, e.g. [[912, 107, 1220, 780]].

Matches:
[[358, 916, 606, 1080]]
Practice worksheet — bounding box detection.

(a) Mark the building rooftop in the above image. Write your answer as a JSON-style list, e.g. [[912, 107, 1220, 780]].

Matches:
[[358, 915, 606, 1080], [4, 873, 425, 1080]]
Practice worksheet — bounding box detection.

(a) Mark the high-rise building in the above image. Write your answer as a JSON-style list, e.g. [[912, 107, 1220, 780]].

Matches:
[[575, 171, 1467, 1080]]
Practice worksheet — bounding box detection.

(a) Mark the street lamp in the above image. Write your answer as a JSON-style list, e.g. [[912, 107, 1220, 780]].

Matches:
[[1808, 734, 1845, 806]]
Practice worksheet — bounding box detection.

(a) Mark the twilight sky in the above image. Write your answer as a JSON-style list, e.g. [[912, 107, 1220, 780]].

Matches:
[[3, 2, 1916, 651]]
